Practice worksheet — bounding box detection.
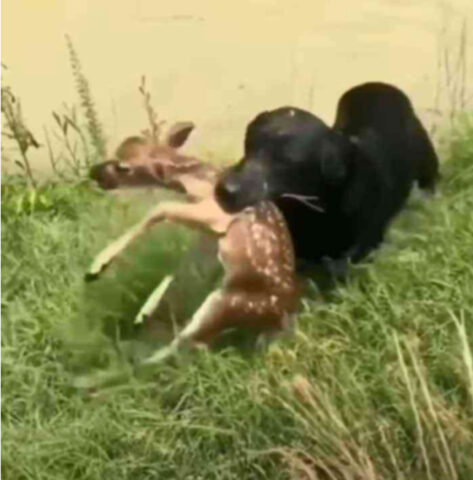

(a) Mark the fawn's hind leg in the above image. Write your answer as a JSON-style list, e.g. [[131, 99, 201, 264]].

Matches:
[[256, 313, 295, 350], [142, 289, 295, 365], [142, 289, 228, 364]]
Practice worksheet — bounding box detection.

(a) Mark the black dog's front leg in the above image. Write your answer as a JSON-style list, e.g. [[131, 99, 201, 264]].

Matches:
[[326, 229, 384, 278], [321, 255, 350, 280], [295, 256, 349, 283], [320, 233, 383, 281]]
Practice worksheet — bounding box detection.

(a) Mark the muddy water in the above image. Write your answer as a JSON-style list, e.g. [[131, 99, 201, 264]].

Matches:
[[2, 0, 473, 172]]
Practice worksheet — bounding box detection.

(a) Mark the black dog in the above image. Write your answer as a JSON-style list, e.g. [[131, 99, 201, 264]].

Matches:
[[215, 82, 439, 274]]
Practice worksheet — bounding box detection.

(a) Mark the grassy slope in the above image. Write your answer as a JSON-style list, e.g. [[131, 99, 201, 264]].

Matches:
[[2, 123, 473, 480]]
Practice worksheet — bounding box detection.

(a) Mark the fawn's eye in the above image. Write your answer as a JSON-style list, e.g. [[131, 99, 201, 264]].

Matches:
[[115, 162, 132, 174]]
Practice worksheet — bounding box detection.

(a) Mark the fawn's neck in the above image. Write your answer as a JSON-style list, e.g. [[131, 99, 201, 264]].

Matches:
[[175, 166, 219, 201]]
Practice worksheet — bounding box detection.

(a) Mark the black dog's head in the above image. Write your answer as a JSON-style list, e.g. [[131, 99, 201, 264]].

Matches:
[[215, 107, 354, 213]]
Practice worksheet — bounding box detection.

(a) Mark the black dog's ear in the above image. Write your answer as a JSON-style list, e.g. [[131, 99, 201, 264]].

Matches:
[[320, 138, 348, 185], [320, 134, 359, 185]]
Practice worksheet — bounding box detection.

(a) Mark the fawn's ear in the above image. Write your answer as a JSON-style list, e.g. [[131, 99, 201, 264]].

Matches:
[[115, 136, 148, 160], [165, 122, 195, 148]]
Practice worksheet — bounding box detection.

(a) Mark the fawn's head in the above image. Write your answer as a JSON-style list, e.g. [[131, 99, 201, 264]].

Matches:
[[89, 122, 202, 191]]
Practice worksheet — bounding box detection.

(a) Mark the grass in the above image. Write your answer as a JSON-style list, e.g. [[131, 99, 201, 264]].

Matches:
[[2, 119, 473, 479]]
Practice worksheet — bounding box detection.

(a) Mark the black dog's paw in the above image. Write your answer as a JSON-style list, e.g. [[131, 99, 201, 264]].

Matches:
[[321, 256, 349, 281], [295, 259, 320, 276]]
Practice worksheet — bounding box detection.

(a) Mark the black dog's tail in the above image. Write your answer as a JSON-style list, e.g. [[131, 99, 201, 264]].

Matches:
[[410, 116, 441, 194]]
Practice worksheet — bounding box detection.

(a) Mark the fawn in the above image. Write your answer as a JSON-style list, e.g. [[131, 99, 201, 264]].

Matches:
[[86, 122, 299, 363]]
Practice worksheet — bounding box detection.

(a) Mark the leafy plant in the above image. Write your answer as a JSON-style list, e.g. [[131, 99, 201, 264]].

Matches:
[[1, 72, 40, 189], [430, 17, 471, 138], [66, 35, 107, 162], [138, 75, 165, 143], [44, 104, 93, 180]]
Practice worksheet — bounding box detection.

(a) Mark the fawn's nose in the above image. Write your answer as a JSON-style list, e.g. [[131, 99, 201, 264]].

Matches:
[[89, 162, 118, 190], [89, 163, 102, 181]]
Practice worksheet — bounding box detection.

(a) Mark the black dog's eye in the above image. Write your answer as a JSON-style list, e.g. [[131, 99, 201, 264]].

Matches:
[[272, 140, 301, 164], [263, 134, 289, 160]]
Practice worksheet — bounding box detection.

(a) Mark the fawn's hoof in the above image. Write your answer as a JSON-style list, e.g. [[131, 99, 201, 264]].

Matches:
[[84, 271, 100, 282]]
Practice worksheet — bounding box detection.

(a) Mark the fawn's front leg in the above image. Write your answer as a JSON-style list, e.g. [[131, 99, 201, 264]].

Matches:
[[85, 199, 231, 281]]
